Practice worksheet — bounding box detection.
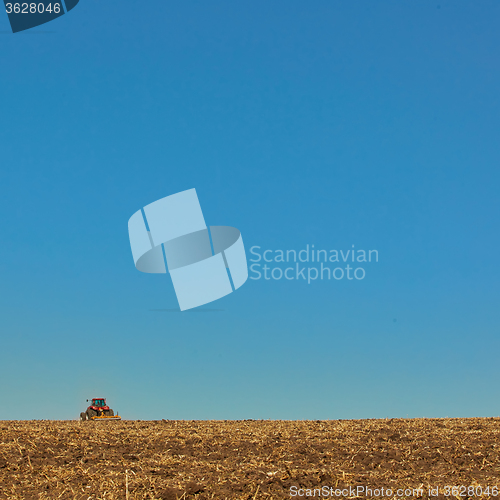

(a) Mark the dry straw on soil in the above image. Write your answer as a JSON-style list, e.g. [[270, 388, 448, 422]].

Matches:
[[0, 418, 499, 500]]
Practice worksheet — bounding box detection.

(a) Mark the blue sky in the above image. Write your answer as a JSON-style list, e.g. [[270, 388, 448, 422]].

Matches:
[[0, 0, 499, 420]]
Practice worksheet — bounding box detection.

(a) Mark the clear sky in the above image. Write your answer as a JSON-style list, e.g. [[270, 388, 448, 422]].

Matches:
[[0, 0, 499, 420]]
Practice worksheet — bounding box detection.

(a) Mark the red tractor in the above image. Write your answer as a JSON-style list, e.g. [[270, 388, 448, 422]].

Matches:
[[80, 397, 121, 421]]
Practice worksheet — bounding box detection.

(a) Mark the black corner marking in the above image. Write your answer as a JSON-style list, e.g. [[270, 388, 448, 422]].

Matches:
[[63, 0, 78, 12]]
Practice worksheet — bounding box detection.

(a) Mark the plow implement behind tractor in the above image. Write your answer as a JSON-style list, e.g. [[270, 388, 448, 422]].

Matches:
[[80, 398, 121, 421], [88, 414, 122, 421]]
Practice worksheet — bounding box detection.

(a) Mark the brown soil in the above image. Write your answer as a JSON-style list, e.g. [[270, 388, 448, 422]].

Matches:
[[0, 418, 499, 499]]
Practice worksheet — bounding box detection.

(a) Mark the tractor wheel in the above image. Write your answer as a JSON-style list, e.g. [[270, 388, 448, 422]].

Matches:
[[108, 409, 114, 417], [86, 408, 97, 420], [80, 412, 86, 422]]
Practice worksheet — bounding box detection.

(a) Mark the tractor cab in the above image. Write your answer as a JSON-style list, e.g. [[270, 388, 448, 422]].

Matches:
[[91, 398, 107, 409]]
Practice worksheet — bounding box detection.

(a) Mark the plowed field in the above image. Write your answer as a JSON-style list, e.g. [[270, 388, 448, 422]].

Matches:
[[0, 418, 499, 500]]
